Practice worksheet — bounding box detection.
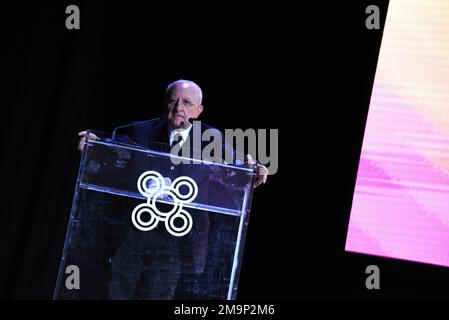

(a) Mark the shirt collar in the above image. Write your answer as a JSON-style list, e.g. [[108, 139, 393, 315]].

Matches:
[[168, 124, 192, 146]]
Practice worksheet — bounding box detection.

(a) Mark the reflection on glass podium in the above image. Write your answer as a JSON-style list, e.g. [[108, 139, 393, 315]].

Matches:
[[54, 135, 256, 300]]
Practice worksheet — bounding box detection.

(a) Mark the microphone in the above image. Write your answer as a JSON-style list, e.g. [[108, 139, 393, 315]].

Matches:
[[111, 123, 132, 140], [112, 119, 155, 140]]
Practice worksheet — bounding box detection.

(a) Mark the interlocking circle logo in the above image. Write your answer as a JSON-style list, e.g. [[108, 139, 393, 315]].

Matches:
[[131, 170, 198, 237]]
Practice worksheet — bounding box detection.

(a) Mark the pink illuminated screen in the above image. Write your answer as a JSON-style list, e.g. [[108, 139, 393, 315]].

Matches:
[[345, 0, 449, 267]]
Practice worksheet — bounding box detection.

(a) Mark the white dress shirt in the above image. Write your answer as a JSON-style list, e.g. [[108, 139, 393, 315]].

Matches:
[[168, 124, 192, 147]]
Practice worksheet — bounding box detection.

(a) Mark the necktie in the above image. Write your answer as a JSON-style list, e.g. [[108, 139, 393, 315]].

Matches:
[[171, 133, 183, 148]]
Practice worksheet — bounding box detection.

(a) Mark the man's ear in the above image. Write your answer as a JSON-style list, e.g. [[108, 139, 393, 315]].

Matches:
[[195, 104, 204, 118]]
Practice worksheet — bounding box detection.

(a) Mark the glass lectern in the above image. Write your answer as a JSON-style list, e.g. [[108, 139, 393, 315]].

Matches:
[[54, 134, 256, 299]]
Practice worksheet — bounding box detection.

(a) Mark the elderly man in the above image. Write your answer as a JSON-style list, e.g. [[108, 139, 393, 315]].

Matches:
[[78, 79, 268, 187], [76, 80, 267, 299]]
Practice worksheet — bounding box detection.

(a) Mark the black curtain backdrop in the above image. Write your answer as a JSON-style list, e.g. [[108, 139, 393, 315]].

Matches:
[[1, 1, 448, 300]]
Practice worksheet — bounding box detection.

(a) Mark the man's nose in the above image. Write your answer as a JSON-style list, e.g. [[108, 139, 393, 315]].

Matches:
[[174, 101, 185, 111]]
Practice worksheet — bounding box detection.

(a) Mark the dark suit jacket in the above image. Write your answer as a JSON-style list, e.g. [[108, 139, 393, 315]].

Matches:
[[111, 116, 239, 162]]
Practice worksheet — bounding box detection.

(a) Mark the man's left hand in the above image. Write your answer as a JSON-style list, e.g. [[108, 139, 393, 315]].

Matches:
[[247, 155, 268, 188]]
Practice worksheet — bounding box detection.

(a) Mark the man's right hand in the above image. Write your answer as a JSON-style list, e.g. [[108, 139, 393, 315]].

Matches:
[[78, 131, 99, 152]]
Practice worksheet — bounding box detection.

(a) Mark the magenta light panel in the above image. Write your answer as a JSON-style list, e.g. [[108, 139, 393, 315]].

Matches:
[[345, 0, 449, 267]]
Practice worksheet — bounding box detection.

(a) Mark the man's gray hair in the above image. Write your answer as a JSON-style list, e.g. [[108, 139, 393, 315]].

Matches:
[[165, 79, 203, 104]]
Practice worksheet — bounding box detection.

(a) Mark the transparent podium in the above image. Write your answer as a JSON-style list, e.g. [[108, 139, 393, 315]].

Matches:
[[54, 135, 256, 299]]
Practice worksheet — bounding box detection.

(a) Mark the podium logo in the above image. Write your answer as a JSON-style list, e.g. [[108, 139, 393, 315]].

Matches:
[[131, 170, 198, 237]]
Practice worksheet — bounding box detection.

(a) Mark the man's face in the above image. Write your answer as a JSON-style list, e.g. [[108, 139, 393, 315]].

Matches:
[[164, 83, 203, 129]]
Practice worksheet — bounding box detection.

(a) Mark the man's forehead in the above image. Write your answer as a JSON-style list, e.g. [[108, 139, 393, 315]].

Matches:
[[168, 84, 198, 96]]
